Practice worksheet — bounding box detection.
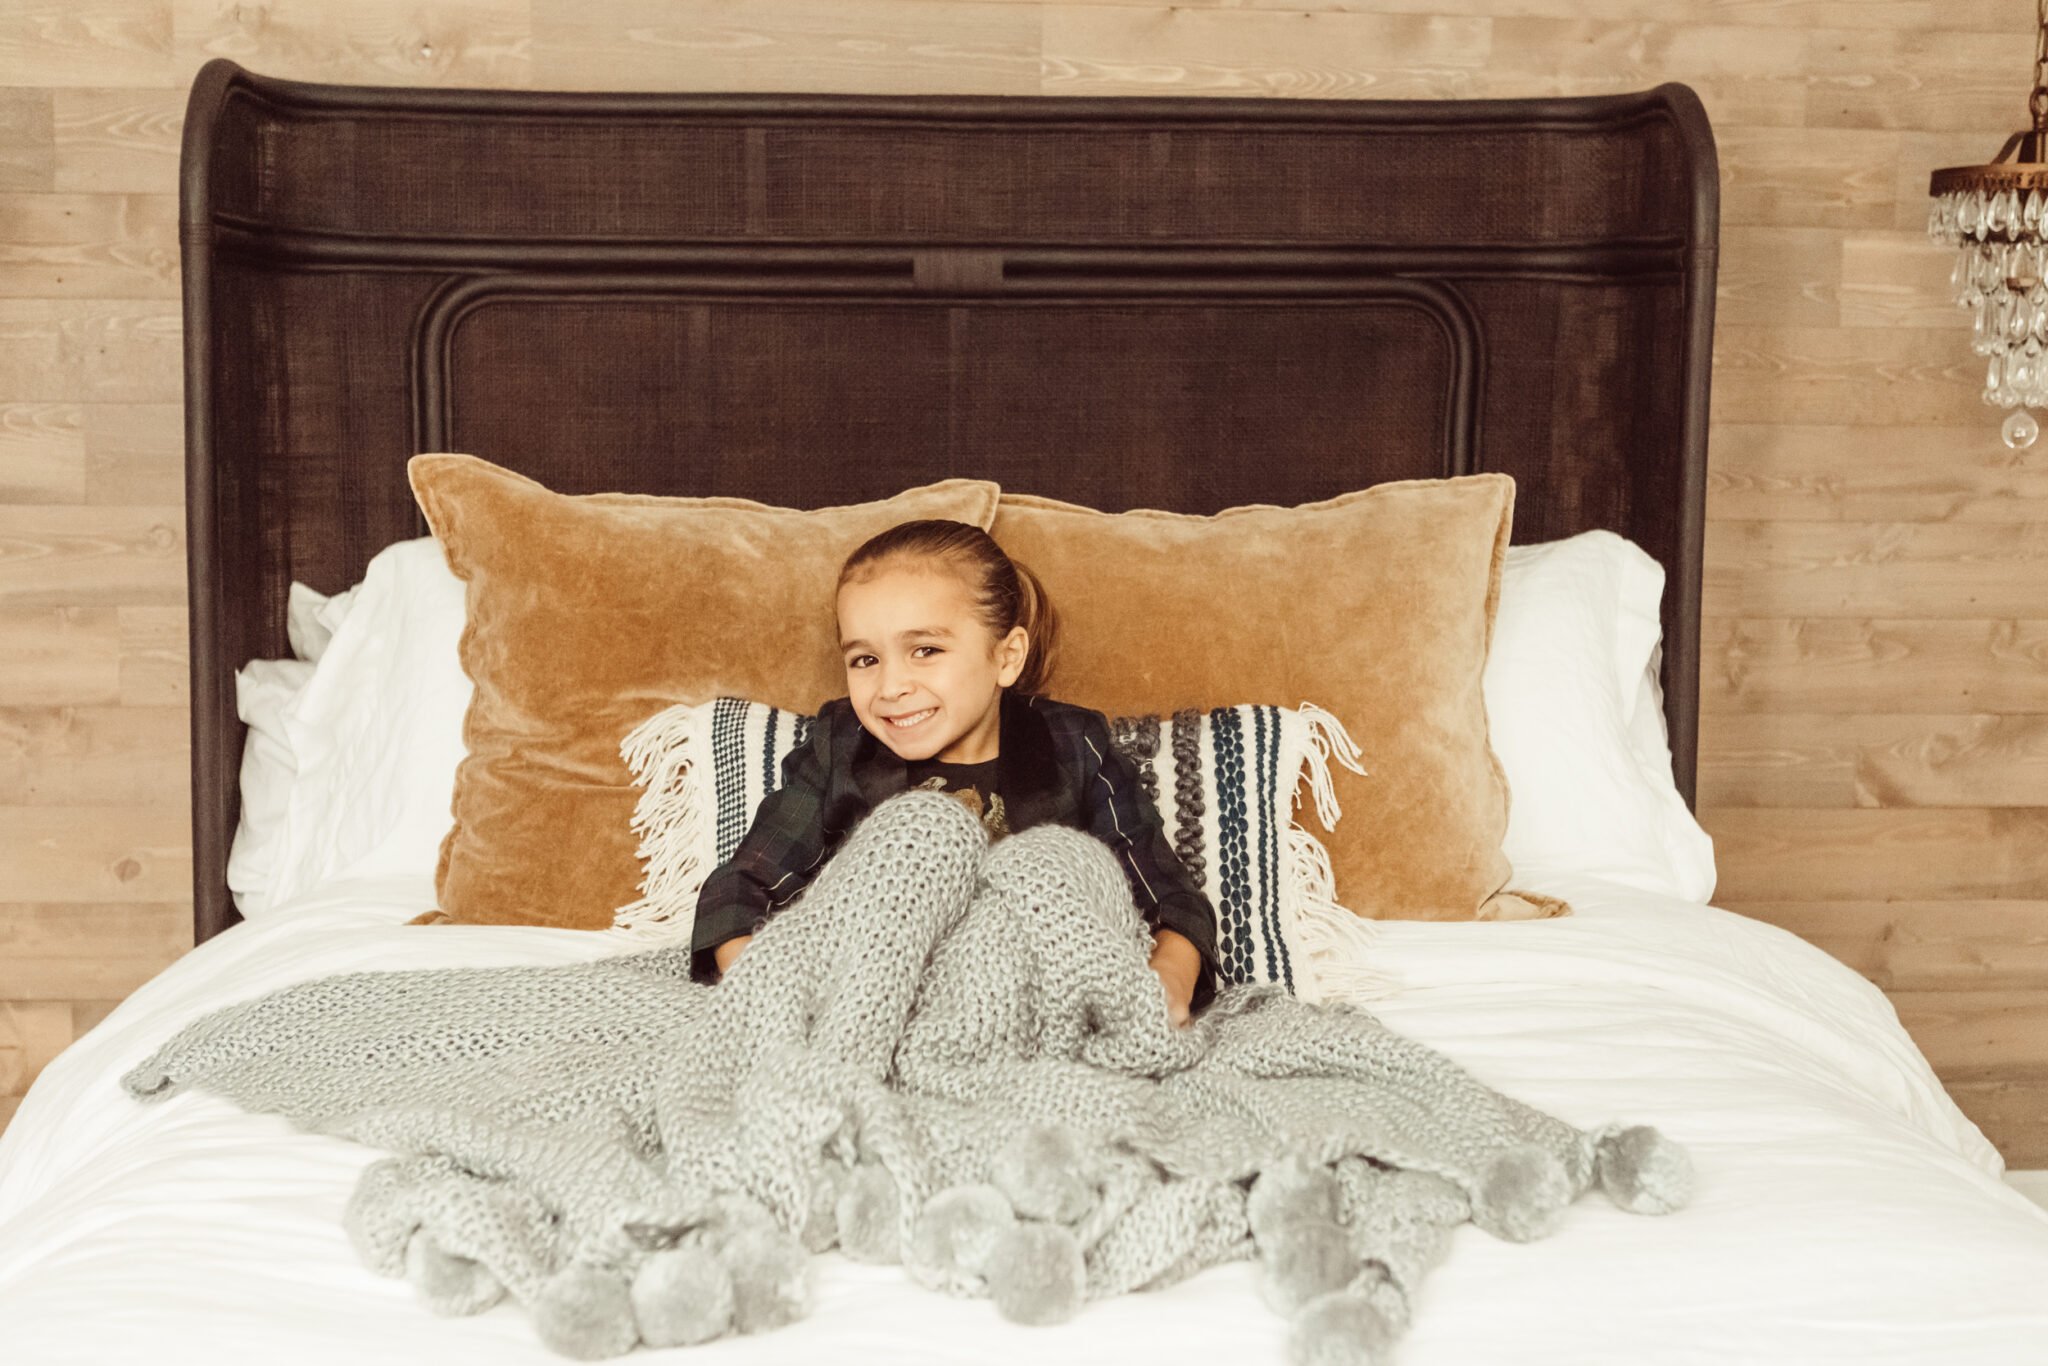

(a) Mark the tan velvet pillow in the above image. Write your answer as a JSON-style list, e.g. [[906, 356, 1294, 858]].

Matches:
[[990, 474, 1563, 924], [410, 453, 1002, 929]]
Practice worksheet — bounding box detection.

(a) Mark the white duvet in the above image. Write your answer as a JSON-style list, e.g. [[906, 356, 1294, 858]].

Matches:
[[3, 873, 2046, 1366]]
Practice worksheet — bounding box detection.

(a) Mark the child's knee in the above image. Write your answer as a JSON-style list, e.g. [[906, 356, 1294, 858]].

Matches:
[[802, 790, 988, 927], [981, 825, 1131, 918], [858, 786, 990, 856], [997, 821, 1101, 860]]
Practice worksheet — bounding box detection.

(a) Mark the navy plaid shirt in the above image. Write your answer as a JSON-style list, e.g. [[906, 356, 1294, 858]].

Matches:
[[689, 690, 1220, 1015]]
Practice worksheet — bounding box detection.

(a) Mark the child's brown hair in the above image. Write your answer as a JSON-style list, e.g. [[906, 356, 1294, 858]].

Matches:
[[837, 520, 1060, 696]]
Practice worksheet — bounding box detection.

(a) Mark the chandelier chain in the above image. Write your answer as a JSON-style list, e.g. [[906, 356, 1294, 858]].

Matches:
[[2034, 0, 2048, 127]]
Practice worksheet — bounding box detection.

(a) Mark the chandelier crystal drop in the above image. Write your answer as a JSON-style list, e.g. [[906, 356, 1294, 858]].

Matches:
[[1929, 0, 2048, 448]]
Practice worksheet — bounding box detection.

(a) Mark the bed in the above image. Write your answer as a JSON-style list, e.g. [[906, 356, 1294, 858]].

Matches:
[[3, 57, 2047, 1366]]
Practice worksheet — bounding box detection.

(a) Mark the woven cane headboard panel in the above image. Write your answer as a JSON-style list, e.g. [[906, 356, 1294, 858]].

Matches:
[[181, 60, 1718, 942]]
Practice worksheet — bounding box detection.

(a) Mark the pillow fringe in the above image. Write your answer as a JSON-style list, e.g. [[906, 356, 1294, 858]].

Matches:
[[612, 702, 707, 940], [1284, 705, 1397, 1003], [1295, 700, 1366, 831], [1293, 901, 1401, 1003], [1281, 821, 1340, 972], [1278, 706, 1365, 995]]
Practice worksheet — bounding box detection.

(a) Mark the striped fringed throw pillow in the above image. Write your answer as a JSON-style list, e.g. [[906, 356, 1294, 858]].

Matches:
[[615, 699, 1363, 994]]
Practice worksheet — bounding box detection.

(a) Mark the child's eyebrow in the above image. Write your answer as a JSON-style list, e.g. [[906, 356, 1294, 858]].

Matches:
[[840, 627, 955, 651]]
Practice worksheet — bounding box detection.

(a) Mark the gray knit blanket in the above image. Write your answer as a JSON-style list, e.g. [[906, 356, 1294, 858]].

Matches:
[[122, 789, 1693, 1364]]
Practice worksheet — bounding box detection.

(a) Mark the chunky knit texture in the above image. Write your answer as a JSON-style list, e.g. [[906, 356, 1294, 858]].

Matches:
[[122, 789, 1692, 1362]]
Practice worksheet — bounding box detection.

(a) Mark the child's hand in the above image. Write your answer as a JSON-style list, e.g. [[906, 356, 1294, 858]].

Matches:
[[1148, 928, 1200, 1029]]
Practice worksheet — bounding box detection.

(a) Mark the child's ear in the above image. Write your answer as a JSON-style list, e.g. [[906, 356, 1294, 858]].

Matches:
[[995, 626, 1029, 687]]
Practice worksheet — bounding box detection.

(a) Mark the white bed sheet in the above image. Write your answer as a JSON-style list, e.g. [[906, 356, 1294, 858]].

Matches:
[[3, 872, 2047, 1366]]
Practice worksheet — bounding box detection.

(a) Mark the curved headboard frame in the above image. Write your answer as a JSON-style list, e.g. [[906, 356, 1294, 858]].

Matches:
[[181, 59, 1717, 943]]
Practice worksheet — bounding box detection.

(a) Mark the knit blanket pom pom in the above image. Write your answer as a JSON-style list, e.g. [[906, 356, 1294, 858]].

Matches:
[[1592, 1122, 1697, 1215]]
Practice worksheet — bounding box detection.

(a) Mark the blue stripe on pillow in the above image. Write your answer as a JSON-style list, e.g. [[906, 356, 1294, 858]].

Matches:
[[1213, 706, 1252, 987], [793, 714, 812, 773], [1255, 704, 1290, 986]]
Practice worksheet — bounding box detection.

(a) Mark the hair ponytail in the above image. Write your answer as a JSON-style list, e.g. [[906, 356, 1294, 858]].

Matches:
[[1008, 558, 1059, 697], [838, 520, 1060, 696]]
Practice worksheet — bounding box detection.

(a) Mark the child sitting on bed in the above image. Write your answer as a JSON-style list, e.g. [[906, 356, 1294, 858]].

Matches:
[[687, 519, 1219, 1027]]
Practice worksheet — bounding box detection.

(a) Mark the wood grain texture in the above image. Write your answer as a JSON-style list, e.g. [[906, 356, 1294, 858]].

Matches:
[[534, 0, 1039, 93], [0, 504, 183, 606], [0, 297, 181, 401], [929, 0, 2028, 26], [1892, 128, 2007, 230], [1891, 990, 2048, 1073], [1941, 1072, 2048, 1167], [0, 803, 190, 903], [1717, 126, 1903, 229], [1704, 806, 2048, 902], [1840, 230, 1968, 329], [118, 604, 185, 706], [1711, 325, 1989, 426], [0, 403, 86, 503], [0, 705, 188, 805], [0, 605, 120, 707], [1707, 423, 2048, 522], [1805, 26, 2023, 132], [0, 998, 121, 1109], [1481, 20, 1807, 127], [1701, 712, 2048, 808], [1717, 228, 1839, 329], [0, 0, 2042, 1164], [1703, 618, 2048, 714], [1040, 7, 1488, 99], [52, 88, 183, 193], [83, 403, 180, 504], [0, 902, 186, 997], [1728, 900, 2048, 990], [0, 193, 178, 298], [0, 90, 53, 192], [0, 3, 174, 88], [1704, 522, 2048, 619], [0, 1001, 75, 1098], [172, 0, 533, 88]]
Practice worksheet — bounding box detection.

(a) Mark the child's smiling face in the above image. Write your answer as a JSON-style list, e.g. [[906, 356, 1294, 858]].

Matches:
[[837, 562, 1028, 765]]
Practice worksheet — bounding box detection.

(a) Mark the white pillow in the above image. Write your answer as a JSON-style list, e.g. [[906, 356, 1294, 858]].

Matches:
[[1485, 531, 1716, 903], [285, 580, 359, 663], [263, 537, 471, 909], [227, 579, 367, 917], [1627, 642, 1681, 791], [226, 657, 316, 917]]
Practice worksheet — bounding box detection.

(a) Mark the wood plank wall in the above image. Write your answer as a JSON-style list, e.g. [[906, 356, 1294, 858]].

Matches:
[[2, 0, 2044, 1164]]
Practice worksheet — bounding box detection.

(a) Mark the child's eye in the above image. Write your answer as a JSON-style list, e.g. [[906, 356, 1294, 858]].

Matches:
[[913, 646, 941, 659], [847, 654, 875, 669]]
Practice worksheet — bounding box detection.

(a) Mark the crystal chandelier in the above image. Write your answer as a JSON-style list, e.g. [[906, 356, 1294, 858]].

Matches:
[[1929, 0, 2048, 449]]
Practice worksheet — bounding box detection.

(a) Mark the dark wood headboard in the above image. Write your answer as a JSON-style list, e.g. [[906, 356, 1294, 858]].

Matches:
[[181, 59, 1718, 944]]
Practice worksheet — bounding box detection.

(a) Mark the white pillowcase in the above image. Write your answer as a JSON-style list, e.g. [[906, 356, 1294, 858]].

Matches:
[[226, 657, 316, 917], [263, 537, 471, 909], [1485, 530, 1716, 903], [226, 538, 470, 916], [1627, 643, 1682, 802], [285, 580, 358, 665], [227, 580, 362, 915]]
